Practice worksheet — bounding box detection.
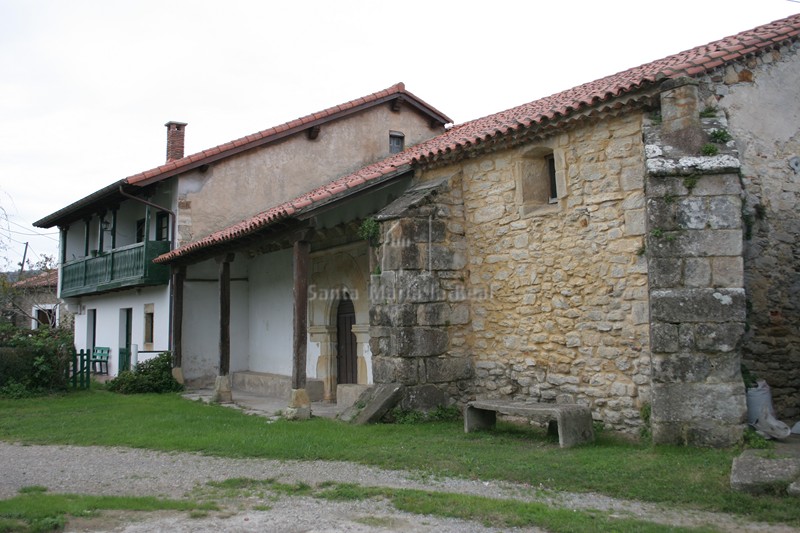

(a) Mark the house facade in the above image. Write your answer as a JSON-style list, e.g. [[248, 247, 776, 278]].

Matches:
[[5, 270, 71, 330], [34, 83, 451, 377], [154, 14, 800, 445]]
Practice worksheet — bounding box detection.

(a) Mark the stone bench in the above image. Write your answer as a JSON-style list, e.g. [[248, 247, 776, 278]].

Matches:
[[464, 400, 594, 448]]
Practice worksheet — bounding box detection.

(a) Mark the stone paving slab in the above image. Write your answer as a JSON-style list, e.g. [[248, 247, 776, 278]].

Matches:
[[730, 450, 800, 494], [182, 388, 347, 420]]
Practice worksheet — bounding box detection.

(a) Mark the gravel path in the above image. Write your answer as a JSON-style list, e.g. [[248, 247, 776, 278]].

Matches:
[[1, 442, 797, 532]]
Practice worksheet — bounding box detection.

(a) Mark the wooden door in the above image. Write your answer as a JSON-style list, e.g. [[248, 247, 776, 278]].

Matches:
[[336, 298, 357, 384], [119, 308, 132, 372]]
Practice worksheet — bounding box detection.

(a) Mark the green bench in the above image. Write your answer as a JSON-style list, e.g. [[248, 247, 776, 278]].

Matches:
[[90, 347, 111, 375]]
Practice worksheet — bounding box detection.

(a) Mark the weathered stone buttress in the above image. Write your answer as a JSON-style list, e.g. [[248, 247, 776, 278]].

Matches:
[[369, 178, 474, 408]]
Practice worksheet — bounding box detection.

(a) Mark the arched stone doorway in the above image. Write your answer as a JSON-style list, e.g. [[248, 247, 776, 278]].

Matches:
[[307, 246, 372, 402]]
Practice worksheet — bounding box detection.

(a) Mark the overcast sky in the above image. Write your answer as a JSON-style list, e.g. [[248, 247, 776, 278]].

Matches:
[[1, 0, 798, 271]]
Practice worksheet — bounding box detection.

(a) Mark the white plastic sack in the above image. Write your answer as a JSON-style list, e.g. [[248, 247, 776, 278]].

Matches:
[[793, 421, 800, 435], [746, 380, 773, 425], [747, 380, 791, 439]]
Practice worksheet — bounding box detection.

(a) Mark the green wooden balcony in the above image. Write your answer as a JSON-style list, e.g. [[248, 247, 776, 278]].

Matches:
[[60, 241, 171, 298]]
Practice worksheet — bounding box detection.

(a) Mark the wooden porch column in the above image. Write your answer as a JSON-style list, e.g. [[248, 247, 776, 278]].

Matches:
[[212, 253, 234, 403], [143, 205, 151, 258], [110, 207, 118, 249], [97, 210, 106, 253], [288, 239, 311, 419], [59, 227, 68, 264], [171, 265, 186, 383], [58, 226, 67, 297], [83, 217, 91, 257]]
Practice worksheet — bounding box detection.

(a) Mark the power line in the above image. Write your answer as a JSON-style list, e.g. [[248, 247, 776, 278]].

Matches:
[[4, 218, 59, 238], [5, 227, 59, 239]]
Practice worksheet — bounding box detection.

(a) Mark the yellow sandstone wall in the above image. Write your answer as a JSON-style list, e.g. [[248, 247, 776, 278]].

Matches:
[[450, 113, 651, 432]]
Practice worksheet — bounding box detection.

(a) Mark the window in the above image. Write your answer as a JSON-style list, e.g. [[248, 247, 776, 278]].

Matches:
[[155, 212, 169, 241], [546, 154, 557, 202], [389, 131, 405, 154], [143, 304, 154, 351], [135, 218, 145, 243], [32, 306, 55, 329], [514, 147, 562, 215]]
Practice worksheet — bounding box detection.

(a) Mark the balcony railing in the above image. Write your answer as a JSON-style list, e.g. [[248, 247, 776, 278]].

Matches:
[[61, 241, 171, 298]]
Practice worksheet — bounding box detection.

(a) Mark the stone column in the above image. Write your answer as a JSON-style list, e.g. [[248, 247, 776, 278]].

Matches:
[[659, 77, 703, 153], [310, 325, 336, 401], [352, 324, 371, 384], [644, 82, 747, 446]]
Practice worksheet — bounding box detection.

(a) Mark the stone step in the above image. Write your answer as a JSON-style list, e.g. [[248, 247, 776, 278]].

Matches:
[[232, 371, 324, 402]]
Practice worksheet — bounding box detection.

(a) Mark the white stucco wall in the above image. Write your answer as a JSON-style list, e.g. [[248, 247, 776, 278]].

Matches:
[[713, 46, 800, 418], [247, 249, 296, 376], [73, 285, 170, 376], [181, 257, 250, 384], [175, 104, 443, 245]]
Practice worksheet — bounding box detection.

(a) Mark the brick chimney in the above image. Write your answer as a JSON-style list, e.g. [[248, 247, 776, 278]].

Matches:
[[165, 121, 188, 162]]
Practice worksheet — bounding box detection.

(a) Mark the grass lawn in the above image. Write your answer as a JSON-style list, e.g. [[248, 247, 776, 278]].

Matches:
[[0, 485, 217, 533], [0, 390, 797, 527]]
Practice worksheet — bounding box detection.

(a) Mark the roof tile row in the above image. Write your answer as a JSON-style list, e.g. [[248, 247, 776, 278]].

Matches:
[[127, 82, 447, 187]]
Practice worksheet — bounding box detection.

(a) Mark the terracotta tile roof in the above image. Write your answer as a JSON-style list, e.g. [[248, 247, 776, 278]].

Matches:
[[34, 82, 451, 229], [127, 82, 451, 187], [402, 13, 800, 167], [13, 270, 58, 289], [156, 14, 800, 264]]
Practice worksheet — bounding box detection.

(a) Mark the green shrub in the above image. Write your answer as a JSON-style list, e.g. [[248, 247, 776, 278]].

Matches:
[[701, 143, 719, 156], [107, 352, 183, 394], [0, 325, 74, 395], [743, 427, 773, 450], [699, 106, 718, 118], [709, 128, 732, 143], [0, 379, 32, 399], [357, 218, 381, 247]]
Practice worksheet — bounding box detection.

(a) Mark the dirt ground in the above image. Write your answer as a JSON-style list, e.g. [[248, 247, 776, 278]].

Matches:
[[1, 442, 797, 532]]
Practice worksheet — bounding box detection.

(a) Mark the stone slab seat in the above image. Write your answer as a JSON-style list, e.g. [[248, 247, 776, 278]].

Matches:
[[464, 400, 594, 448]]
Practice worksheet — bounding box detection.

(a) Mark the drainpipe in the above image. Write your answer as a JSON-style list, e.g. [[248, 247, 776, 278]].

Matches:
[[118, 185, 177, 353]]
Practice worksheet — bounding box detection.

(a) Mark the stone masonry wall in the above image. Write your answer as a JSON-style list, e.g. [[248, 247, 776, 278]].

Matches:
[[695, 42, 800, 420], [369, 177, 474, 408], [457, 113, 651, 435]]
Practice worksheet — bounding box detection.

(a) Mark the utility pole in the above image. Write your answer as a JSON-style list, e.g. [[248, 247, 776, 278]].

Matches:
[[18, 242, 28, 278]]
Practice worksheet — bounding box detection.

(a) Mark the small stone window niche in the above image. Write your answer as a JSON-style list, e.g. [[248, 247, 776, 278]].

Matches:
[[514, 146, 565, 216], [389, 131, 405, 154]]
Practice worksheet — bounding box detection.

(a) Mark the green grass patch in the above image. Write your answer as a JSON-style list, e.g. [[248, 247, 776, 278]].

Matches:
[[1, 391, 798, 526], [213, 478, 710, 533], [388, 489, 713, 533], [0, 489, 217, 533]]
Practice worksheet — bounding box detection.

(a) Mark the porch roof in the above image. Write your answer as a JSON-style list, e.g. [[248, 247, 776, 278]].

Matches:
[[154, 13, 800, 266], [154, 163, 415, 265]]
